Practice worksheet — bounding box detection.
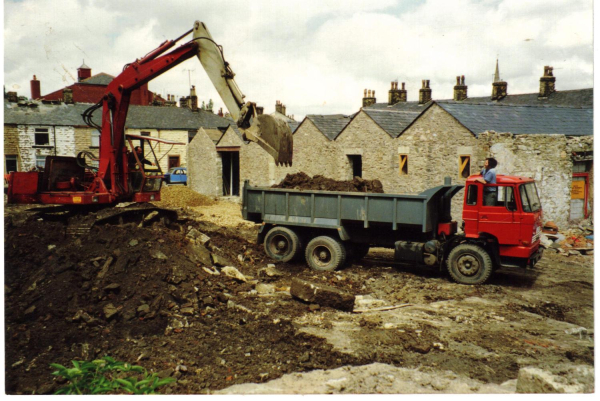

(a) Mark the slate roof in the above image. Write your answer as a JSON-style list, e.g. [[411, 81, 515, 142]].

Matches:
[[4, 101, 233, 131], [455, 89, 593, 108], [362, 107, 426, 138], [437, 102, 592, 137], [79, 73, 115, 86], [365, 88, 592, 109], [305, 114, 353, 140]]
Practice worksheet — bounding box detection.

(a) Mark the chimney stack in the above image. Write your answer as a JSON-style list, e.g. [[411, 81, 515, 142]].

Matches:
[[218, 108, 224, 117], [362, 89, 376, 107], [63, 88, 73, 104], [491, 59, 507, 100], [7, 91, 18, 103], [539, 66, 556, 98], [180, 96, 189, 108], [419, 80, 432, 104], [389, 81, 408, 105], [256, 106, 264, 115], [190, 86, 198, 112], [30, 75, 41, 100], [453, 75, 467, 101], [77, 60, 92, 82], [275, 100, 283, 114]]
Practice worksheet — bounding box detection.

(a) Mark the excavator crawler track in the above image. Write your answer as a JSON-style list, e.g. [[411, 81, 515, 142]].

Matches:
[[27, 203, 178, 235]]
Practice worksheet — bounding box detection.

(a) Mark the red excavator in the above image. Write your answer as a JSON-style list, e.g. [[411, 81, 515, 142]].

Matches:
[[7, 21, 292, 208]]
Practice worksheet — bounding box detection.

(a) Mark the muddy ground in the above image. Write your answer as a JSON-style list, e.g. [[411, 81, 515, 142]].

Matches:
[[3, 191, 595, 394]]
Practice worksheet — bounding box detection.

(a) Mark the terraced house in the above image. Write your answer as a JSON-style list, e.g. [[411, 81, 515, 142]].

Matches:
[[198, 65, 590, 228]]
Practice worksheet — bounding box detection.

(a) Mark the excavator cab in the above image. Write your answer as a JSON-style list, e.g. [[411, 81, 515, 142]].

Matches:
[[193, 21, 293, 166], [125, 134, 184, 201]]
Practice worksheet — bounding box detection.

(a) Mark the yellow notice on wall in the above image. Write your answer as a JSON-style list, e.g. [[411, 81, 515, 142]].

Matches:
[[571, 181, 585, 199]]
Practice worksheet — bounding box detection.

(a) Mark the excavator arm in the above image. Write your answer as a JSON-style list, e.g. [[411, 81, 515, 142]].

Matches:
[[192, 21, 293, 166]]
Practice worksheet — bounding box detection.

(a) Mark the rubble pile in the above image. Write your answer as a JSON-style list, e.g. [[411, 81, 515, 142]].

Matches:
[[540, 219, 593, 257], [272, 172, 384, 193]]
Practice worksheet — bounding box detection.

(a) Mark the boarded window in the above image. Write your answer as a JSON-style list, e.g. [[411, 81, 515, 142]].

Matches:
[[34, 128, 50, 146], [459, 155, 471, 179], [399, 154, 408, 175]]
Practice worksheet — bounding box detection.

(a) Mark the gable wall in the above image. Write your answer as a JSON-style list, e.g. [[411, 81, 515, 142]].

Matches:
[[188, 128, 220, 196]]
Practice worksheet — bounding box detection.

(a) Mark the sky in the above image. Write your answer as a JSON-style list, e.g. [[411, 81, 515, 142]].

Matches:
[[3, 0, 594, 121]]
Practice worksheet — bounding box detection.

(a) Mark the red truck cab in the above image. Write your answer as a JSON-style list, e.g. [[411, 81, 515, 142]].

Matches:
[[462, 175, 543, 268]]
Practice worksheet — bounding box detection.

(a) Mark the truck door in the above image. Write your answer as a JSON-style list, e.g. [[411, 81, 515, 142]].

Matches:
[[478, 185, 520, 245]]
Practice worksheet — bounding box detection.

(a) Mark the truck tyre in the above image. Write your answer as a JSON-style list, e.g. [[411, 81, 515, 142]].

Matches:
[[345, 243, 370, 263], [305, 236, 347, 272], [264, 227, 302, 263], [447, 244, 493, 285]]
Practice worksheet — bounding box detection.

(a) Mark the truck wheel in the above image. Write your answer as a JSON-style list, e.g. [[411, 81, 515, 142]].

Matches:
[[447, 244, 493, 285], [305, 236, 346, 272], [264, 227, 302, 263], [345, 243, 370, 263]]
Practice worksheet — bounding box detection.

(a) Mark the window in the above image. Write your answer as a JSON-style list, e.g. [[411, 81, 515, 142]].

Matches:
[[520, 183, 541, 213], [459, 155, 471, 179], [5, 155, 18, 173], [34, 128, 50, 146], [91, 130, 100, 147], [168, 156, 180, 169], [466, 184, 478, 205], [36, 155, 46, 168], [141, 131, 151, 137], [399, 154, 408, 175]]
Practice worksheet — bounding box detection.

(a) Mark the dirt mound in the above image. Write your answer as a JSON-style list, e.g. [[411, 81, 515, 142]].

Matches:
[[3, 210, 364, 395], [158, 186, 216, 208], [272, 172, 384, 193]]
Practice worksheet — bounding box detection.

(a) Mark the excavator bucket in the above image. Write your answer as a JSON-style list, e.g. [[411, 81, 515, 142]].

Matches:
[[193, 20, 293, 166], [244, 114, 293, 166]]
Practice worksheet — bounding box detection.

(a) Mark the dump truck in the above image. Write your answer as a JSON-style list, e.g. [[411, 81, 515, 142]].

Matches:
[[242, 175, 543, 284]]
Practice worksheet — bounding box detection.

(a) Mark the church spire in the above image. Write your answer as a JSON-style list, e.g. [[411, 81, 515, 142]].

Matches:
[[493, 59, 501, 83]]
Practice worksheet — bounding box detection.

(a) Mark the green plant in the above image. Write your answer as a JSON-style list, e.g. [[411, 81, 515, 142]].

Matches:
[[50, 356, 176, 395]]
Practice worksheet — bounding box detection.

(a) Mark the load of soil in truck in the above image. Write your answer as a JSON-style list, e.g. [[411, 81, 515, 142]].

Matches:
[[272, 172, 384, 193]]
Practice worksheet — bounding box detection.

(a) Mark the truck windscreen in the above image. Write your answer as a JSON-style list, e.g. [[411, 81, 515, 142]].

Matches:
[[519, 183, 541, 212]]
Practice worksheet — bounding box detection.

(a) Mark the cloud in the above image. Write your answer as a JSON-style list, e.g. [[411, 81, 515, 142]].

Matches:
[[3, 0, 593, 120]]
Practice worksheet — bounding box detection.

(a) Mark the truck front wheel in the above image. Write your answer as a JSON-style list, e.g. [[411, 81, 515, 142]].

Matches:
[[264, 227, 302, 263], [305, 236, 347, 272], [447, 244, 493, 285]]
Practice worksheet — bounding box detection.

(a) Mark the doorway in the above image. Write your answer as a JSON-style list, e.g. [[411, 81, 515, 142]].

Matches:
[[348, 155, 362, 178], [220, 151, 240, 196]]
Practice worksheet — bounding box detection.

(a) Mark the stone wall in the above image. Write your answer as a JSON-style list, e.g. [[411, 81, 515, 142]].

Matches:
[[188, 128, 220, 196], [478, 132, 591, 227], [4, 125, 21, 170], [16, 125, 76, 170]]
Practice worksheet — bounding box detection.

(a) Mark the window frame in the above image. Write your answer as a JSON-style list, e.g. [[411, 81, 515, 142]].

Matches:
[[459, 155, 471, 179], [34, 127, 50, 147]]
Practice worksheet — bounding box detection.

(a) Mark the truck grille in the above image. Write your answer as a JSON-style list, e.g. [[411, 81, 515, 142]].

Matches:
[[532, 226, 542, 243]]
